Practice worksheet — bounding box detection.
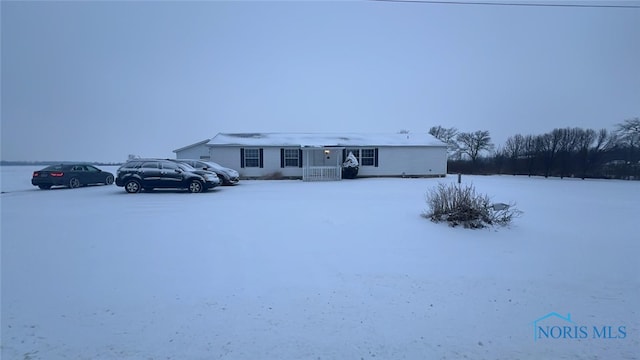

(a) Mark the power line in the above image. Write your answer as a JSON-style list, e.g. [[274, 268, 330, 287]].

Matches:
[[369, 0, 640, 9]]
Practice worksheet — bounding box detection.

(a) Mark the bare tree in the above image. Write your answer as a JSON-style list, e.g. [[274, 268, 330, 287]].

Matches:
[[577, 128, 616, 179], [493, 146, 508, 174], [556, 128, 581, 178], [503, 134, 525, 175], [615, 118, 640, 165], [594, 128, 616, 152], [522, 134, 539, 176], [537, 129, 563, 178], [570, 128, 595, 179], [456, 130, 494, 163], [429, 126, 460, 159], [615, 117, 640, 148]]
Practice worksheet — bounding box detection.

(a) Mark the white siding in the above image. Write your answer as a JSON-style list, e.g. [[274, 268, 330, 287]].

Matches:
[[206, 147, 241, 172], [175, 145, 210, 160], [208, 146, 304, 178], [208, 145, 447, 179], [358, 146, 447, 177]]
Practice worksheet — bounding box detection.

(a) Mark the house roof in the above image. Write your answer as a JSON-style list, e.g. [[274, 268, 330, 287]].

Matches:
[[172, 139, 211, 153], [207, 132, 447, 147]]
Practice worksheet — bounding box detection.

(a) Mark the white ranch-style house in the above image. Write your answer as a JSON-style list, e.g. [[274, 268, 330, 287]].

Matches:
[[173, 133, 448, 181]]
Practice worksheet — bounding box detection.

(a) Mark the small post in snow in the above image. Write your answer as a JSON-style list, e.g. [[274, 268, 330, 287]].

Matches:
[[457, 173, 461, 184]]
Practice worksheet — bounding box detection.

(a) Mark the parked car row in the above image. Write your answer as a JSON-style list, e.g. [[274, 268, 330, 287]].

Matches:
[[115, 159, 220, 193], [31, 159, 240, 193]]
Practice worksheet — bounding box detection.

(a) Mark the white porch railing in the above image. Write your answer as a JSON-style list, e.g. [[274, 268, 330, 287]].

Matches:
[[303, 166, 341, 181]]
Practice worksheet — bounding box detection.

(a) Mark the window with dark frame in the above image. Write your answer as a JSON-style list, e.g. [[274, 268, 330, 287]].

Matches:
[[244, 148, 260, 168], [284, 149, 299, 167], [361, 148, 375, 166]]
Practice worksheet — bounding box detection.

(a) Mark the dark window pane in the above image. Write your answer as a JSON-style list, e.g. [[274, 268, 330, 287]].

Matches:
[[284, 149, 299, 167], [361, 148, 375, 166], [244, 148, 260, 168], [162, 162, 178, 170], [245, 159, 259, 167], [141, 162, 159, 169]]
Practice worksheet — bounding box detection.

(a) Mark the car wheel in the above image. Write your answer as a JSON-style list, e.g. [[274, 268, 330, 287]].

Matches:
[[188, 180, 203, 193], [125, 179, 141, 193], [38, 185, 52, 190], [105, 175, 114, 185], [69, 177, 81, 189]]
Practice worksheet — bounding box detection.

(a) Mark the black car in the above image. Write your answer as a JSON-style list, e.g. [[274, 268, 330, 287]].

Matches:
[[174, 159, 240, 185], [115, 159, 221, 193], [31, 164, 115, 190]]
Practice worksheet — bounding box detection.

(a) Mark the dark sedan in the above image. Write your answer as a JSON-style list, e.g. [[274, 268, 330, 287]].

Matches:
[[32, 164, 115, 190]]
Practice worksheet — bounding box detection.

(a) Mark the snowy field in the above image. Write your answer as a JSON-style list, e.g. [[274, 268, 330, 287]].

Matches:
[[1, 166, 639, 359]]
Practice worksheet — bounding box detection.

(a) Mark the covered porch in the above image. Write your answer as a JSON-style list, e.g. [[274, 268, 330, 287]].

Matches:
[[302, 147, 344, 181]]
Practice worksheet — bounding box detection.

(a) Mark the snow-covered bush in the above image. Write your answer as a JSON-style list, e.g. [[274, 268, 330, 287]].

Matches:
[[423, 183, 521, 228], [342, 152, 359, 179]]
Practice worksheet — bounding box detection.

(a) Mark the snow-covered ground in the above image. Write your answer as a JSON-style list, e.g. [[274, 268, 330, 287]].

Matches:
[[1, 166, 639, 359]]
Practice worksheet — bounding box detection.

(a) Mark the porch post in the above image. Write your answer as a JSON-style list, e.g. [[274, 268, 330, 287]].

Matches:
[[337, 152, 342, 180]]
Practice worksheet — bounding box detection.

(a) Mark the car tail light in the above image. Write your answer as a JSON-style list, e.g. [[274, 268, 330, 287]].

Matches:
[[33, 172, 39, 177], [50, 172, 64, 177]]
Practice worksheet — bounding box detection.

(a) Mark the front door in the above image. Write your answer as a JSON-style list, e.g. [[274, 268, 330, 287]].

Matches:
[[139, 161, 162, 187], [85, 165, 103, 183]]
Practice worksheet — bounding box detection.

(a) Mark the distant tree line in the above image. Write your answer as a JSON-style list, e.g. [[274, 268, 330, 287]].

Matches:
[[427, 117, 640, 180]]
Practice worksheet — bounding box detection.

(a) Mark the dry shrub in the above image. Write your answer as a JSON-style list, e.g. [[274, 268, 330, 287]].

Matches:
[[423, 183, 522, 228]]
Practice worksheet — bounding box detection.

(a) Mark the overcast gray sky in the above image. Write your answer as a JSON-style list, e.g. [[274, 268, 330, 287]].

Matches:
[[2, 1, 639, 162]]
